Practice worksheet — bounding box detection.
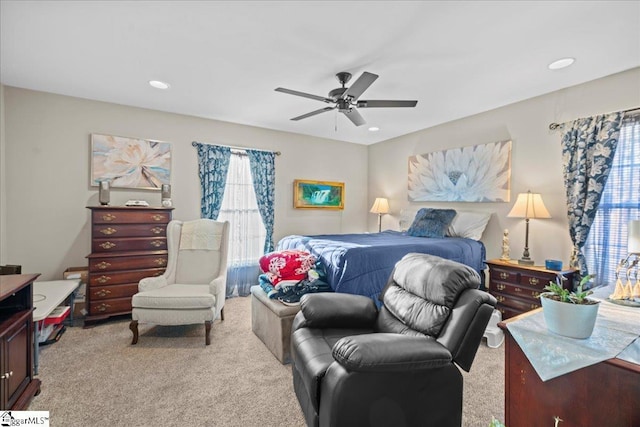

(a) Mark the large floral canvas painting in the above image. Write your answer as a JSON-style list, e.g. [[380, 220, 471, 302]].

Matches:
[[91, 134, 171, 190], [408, 140, 511, 202]]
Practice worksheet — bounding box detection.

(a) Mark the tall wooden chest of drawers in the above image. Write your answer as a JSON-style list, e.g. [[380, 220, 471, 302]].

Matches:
[[86, 206, 173, 323], [486, 259, 576, 319]]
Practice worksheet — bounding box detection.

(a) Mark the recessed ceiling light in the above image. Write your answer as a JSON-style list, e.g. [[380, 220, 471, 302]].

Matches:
[[149, 80, 170, 90], [548, 57, 575, 70], [368, 126, 380, 132]]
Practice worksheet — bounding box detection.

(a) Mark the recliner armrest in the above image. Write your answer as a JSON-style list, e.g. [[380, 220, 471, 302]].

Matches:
[[300, 293, 378, 328], [332, 333, 452, 373]]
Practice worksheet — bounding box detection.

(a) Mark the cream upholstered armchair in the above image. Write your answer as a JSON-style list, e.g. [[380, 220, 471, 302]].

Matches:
[[129, 219, 230, 345]]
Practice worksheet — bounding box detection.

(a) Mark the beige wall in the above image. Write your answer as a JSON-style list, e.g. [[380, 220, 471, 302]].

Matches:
[[2, 68, 638, 280], [2, 88, 368, 280], [368, 67, 640, 265]]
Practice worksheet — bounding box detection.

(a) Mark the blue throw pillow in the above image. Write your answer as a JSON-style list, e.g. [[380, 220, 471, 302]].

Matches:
[[407, 208, 457, 238]]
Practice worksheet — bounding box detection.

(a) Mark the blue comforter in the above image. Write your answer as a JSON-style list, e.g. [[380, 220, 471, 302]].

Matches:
[[277, 230, 486, 302]]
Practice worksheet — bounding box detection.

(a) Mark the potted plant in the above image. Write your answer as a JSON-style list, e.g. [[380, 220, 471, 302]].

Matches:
[[539, 274, 600, 339]]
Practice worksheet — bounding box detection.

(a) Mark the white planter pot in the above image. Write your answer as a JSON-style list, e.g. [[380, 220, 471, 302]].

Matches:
[[540, 295, 600, 339]]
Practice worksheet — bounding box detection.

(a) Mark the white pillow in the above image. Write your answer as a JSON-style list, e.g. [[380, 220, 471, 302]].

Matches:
[[446, 211, 492, 240], [399, 209, 419, 232]]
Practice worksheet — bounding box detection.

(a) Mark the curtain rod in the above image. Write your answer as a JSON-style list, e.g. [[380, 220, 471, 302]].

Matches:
[[549, 107, 640, 131], [193, 141, 281, 156]]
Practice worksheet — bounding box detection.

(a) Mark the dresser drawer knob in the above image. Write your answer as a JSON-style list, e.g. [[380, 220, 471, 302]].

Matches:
[[532, 291, 540, 298], [96, 289, 112, 298], [497, 296, 505, 303], [96, 303, 111, 312], [152, 214, 164, 221], [150, 240, 164, 248], [530, 303, 538, 309], [100, 241, 116, 249], [150, 227, 164, 235], [154, 258, 166, 266], [96, 275, 111, 284], [514, 287, 522, 293], [96, 261, 111, 270], [499, 272, 509, 280], [529, 277, 539, 285], [497, 284, 506, 291], [100, 227, 117, 235], [102, 213, 116, 221]]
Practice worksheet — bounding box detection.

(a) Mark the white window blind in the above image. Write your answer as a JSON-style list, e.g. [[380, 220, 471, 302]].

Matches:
[[584, 115, 640, 285]]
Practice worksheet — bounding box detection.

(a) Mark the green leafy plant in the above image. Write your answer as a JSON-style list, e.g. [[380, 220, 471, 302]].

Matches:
[[489, 417, 506, 427], [542, 274, 597, 304]]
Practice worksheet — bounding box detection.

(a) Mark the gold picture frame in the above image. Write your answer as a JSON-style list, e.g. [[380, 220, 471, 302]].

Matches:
[[293, 179, 344, 210]]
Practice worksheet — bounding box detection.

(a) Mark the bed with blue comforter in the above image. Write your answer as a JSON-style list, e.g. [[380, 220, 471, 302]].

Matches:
[[276, 230, 486, 302]]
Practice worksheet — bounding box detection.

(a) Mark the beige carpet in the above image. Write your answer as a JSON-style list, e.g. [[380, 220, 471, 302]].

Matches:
[[30, 296, 504, 426]]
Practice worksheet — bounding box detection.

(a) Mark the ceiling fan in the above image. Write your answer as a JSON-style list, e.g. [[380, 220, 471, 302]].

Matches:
[[275, 71, 418, 126]]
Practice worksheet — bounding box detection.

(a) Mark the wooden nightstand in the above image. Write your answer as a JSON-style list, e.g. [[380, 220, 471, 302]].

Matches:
[[486, 259, 576, 319]]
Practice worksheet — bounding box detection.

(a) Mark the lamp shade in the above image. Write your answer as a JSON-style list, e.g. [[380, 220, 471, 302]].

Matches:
[[629, 220, 640, 254], [507, 191, 551, 219], [370, 198, 389, 214]]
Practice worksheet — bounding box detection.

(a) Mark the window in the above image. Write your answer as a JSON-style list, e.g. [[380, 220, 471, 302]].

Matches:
[[584, 115, 640, 285], [217, 151, 266, 296]]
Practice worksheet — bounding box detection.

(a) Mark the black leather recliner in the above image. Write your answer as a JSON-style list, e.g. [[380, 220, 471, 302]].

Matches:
[[290, 253, 497, 427]]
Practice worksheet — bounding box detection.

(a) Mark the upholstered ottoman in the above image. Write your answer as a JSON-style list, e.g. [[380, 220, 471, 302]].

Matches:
[[250, 285, 300, 364]]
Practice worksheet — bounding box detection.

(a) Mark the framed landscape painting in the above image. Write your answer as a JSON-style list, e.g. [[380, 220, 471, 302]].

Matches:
[[90, 133, 171, 190], [294, 179, 344, 210], [408, 140, 511, 202]]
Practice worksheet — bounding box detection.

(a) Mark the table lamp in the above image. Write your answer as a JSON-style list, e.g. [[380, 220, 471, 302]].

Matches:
[[370, 198, 389, 232], [507, 190, 551, 265]]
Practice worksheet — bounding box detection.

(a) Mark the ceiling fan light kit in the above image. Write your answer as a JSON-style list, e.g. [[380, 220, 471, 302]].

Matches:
[[275, 71, 418, 127]]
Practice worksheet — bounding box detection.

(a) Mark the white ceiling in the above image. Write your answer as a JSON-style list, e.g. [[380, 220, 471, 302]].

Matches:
[[1, 1, 639, 145]]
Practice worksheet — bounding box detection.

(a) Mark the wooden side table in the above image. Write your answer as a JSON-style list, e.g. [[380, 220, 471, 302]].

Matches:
[[486, 259, 576, 319], [0, 274, 41, 410], [499, 310, 640, 426]]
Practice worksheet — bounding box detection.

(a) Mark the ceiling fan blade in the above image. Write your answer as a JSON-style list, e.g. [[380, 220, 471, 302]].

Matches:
[[357, 100, 418, 108], [275, 87, 333, 103], [342, 108, 366, 126], [341, 72, 378, 101], [291, 106, 336, 121]]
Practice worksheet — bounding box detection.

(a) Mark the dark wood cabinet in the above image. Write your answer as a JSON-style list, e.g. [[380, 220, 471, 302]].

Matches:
[[0, 274, 41, 410], [86, 206, 172, 323], [500, 311, 640, 426], [486, 259, 576, 319]]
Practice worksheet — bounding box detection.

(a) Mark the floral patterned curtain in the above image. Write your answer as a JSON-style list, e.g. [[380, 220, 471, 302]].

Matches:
[[561, 112, 623, 275], [246, 149, 276, 253], [192, 142, 231, 219]]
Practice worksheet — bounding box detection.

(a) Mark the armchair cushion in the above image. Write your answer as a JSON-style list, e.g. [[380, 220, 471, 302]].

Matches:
[[138, 275, 168, 292], [299, 293, 377, 329], [332, 333, 452, 373], [176, 250, 222, 284], [132, 284, 215, 309]]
